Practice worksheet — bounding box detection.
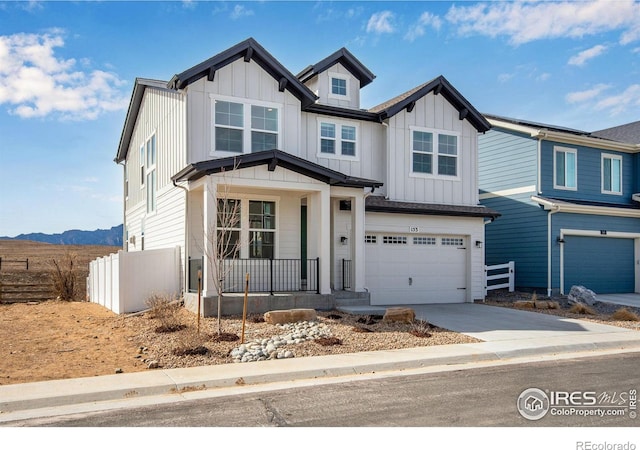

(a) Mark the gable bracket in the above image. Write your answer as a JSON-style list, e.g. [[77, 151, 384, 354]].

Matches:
[[459, 108, 468, 121], [434, 84, 443, 96], [268, 156, 278, 172], [278, 77, 288, 92], [244, 47, 254, 62], [207, 67, 216, 82], [406, 101, 416, 113]]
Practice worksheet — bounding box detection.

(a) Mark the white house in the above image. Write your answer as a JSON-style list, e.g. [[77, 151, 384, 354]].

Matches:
[[113, 38, 498, 314]]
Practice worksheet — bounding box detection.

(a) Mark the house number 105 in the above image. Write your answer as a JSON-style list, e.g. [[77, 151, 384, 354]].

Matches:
[[409, 226, 420, 233]]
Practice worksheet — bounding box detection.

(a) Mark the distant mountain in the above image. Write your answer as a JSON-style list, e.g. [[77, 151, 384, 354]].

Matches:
[[1, 225, 123, 246]]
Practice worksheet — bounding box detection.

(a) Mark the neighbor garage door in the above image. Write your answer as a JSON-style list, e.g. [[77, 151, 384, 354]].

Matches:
[[365, 233, 467, 305], [564, 235, 635, 294]]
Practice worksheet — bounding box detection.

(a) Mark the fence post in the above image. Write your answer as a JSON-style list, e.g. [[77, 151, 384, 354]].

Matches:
[[26, 258, 28, 270], [269, 257, 274, 296], [508, 261, 515, 292], [316, 257, 320, 294]]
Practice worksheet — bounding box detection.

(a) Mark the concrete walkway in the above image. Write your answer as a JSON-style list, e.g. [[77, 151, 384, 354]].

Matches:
[[596, 293, 640, 308], [1, 304, 639, 421]]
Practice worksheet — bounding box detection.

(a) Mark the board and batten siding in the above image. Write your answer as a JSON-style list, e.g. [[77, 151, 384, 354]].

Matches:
[[308, 62, 361, 109], [540, 141, 635, 204], [300, 112, 386, 191], [186, 58, 302, 164], [385, 91, 479, 206], [124, 86, 187, 281], [478, 128, 538, 194]]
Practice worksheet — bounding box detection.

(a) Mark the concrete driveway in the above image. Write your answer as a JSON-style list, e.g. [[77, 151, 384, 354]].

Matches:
[[339, 303, 638, 345], [596, 293, 640, 308]]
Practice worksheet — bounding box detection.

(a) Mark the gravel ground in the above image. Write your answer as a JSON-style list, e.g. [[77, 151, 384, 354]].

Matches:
[[484, 290, 640, 331], [128, 308, 481, 370]]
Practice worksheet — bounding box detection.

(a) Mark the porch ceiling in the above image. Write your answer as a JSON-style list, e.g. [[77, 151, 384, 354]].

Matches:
[[172, 149, 384, 189]]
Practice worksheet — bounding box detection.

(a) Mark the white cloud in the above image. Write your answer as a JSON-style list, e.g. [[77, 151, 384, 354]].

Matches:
[[366, 11, 395, 34], [568, 44, 608, 66], [404, 11, 442, 42], [537, 72, 551, 82], [445, 0, 640, 45], [566, 83, 611, 103], [594, 84, 640, 115], [498, 73, 514, 83], [230, 4, 254, 20], [0, 31, 128, 120]]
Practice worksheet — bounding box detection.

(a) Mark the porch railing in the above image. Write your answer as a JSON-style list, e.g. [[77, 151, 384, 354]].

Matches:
[[342, 259, 352, 290], [222, 258, 319, 295]]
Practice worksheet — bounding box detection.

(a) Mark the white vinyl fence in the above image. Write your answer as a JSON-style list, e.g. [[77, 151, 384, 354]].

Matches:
[[88, 247, 181, 314], [484, 261, 515, 294]]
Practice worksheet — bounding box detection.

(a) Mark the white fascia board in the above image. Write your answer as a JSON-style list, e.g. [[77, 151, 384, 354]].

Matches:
[[531, 195, 640, 218]]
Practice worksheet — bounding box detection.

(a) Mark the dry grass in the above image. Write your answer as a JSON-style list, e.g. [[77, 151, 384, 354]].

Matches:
[[569, 303, 597, 315], [611, 308, 640, 322]]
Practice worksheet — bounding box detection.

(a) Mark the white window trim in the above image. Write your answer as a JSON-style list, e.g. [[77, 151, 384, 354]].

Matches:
[[601, 153, 623, 196], [553, 146, 578, 191], [210, 94, 282, 156], [328, 72, 350, 101], [139, 144, 145, 189], [145, 132, 157, 215], [316, 118, 359, 161], [409, 126, 461, 181]]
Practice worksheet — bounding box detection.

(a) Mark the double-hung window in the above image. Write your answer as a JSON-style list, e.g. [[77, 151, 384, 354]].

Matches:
[[602, 154, 622, 195], [411, 128, 458, 177], [213, 98, 279, 154], [145, 134, 157, 214], [318, 120, 357, 158], [249, 201, 275, 259], [554, 146, 577, 190], [217, 198, 241, 258]]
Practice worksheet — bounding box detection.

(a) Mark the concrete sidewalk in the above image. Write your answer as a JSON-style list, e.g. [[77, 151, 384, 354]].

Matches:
[[1, 304, 640, 418]]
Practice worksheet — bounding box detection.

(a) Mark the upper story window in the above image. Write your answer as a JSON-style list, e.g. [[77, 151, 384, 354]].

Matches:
[[213, 97, 279, 154], [602, 153, 622, 195], [554, 146, 577, 190], [328, 72, 350, 100], [410, 127, 459, 178], [318, 119, 358, 159], [145, 134, 157, 214]]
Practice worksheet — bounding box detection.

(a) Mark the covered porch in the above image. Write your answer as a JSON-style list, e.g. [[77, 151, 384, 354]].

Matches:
[[171, 150, 381, 315]]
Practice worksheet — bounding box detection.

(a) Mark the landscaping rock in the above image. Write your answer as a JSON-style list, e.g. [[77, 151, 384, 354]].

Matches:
[[264, 308, 317, 325], [383, 307, 415, 324], [568, 285, 597, 306]]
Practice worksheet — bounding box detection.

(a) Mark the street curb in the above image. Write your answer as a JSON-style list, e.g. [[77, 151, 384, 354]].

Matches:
[[2, 337, 640, 415]]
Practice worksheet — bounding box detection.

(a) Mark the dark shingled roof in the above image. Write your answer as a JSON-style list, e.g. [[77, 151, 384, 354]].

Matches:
[[297, 47, 375, 88], [365, 196, 500, 219], [592, 121, 640, 145], [172, 149, 383, 189]]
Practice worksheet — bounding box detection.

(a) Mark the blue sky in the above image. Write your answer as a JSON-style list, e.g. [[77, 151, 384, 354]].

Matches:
[[1, 0, 639, 237]]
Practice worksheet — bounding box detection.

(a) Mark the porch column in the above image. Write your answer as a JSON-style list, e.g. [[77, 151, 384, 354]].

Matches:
[[310, 186, 331, 295], [202, 178, 217, 298], [352, 193, 365, 291]]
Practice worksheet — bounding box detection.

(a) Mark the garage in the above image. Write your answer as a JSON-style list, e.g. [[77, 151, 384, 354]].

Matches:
[[563, 235, 635, 294], [365, 233, 468, 305]]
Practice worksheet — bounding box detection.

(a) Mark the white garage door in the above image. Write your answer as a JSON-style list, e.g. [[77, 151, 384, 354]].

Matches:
[[365, 233, 467, 305]]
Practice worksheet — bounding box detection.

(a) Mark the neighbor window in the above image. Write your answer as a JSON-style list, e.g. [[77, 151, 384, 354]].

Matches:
[[602, 154, 622, 194], [554, 146, 577, 190], [213, 98, 279, 154], [318, 120, 358, 158], [145, 134, 156, 214], [411, 128, 458, 177]]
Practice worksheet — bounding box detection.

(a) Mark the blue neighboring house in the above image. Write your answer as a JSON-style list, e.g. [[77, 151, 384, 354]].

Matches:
[[478, 116, 640, 297]]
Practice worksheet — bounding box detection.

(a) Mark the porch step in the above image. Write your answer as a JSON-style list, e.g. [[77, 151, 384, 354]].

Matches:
[[333, 291, 371, 308]]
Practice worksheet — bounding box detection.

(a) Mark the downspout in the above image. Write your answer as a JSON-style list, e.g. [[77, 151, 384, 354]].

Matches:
[[173, 179, 189, 296], [547, 205, 559, 298]]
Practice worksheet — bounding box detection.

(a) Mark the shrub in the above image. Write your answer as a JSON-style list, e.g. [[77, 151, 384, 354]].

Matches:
[[146, 293, 184, 332], [611, 308, 640, 322], [569, 303, 597, 315], [315, 336, 342, 346], [49, 253, 78, 301], [172, 328, 209, 356], [410, 319, 432, 338]]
